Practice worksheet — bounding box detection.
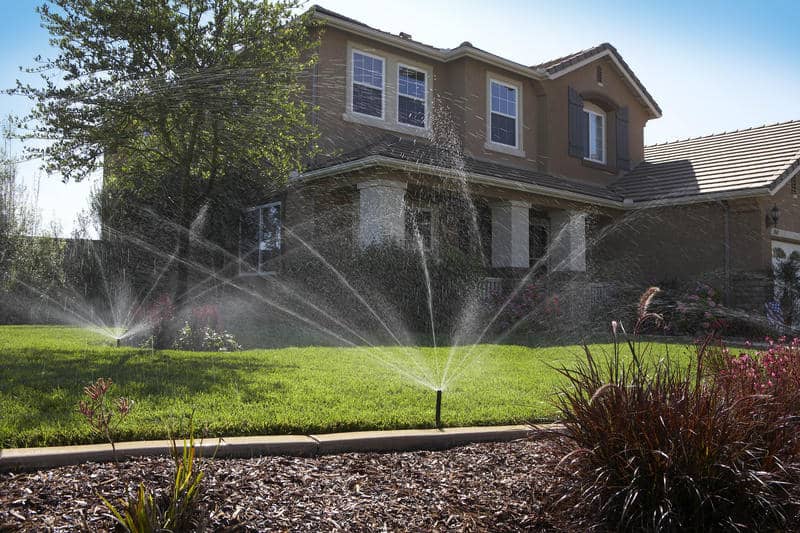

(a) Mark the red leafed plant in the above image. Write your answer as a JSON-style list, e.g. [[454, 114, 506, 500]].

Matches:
[[78, 377, 133, 454], [551, 288, 800, 531], [190, 304, 221, 331]]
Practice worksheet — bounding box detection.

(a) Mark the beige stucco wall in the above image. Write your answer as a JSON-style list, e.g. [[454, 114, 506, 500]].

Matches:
[[542, 55, 650, 187], [592, 199, 766, 280], [311, 26, 655, 186]]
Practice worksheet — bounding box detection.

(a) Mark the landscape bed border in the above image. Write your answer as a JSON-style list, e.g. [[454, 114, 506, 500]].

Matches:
[[0, 424, 549, 472]]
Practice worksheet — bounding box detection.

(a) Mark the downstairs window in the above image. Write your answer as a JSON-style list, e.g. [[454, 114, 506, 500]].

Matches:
[[406, 207, 433, 251], [240, 202, 282, 274]]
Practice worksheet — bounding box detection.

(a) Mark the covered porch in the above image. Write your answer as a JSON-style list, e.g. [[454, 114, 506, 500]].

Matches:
[[354, 177, 591, 277]]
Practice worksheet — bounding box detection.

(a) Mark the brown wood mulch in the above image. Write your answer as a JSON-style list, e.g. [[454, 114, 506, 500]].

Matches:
[[0, 436, 583, 532]]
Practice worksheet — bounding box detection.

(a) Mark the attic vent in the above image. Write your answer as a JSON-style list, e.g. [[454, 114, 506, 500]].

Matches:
[[596, 66, 603, 85], [399, 32, 412, 40], [792, 176, 798, 196]]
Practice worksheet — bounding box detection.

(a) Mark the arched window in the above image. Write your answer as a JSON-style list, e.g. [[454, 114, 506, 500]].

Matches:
[[583, 102, 606, 164]]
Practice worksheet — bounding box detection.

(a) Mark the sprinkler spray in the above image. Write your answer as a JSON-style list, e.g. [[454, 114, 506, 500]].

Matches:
[[435, 389, 442, 429]]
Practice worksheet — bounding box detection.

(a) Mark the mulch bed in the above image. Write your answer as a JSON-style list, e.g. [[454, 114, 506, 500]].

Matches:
[[0, 436, 584, 531]]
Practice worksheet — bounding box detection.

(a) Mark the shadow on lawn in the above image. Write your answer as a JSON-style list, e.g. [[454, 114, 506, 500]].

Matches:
[[0, 348, 301, 443]]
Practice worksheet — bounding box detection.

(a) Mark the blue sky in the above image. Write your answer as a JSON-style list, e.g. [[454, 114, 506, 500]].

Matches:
[[1, 0, 798, 234]]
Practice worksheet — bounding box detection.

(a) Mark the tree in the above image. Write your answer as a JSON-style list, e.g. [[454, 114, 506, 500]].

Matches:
[[0, 120, 68, 323], [11, 0, 319, 301], [0, 122, 22, 289]]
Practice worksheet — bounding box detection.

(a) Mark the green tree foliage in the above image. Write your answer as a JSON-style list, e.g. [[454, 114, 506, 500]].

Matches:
[[0, 123, 68, 322], [11, 0, 320, 300]]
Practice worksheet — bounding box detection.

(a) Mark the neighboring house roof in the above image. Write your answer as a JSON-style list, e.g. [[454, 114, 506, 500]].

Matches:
[[533, 43, 661, 118], [613, 120, 800, 204], [303, 135, 623, 206]]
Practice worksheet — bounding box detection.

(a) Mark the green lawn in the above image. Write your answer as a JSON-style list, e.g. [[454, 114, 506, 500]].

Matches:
[[0, 325, 693, 448]]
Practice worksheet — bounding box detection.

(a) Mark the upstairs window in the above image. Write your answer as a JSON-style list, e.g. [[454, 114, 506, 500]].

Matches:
[[352, 51, 384, 118], [490, 80, 518, 147], [240, 202, 282, 274], [583, 102, 606, 164], [398, 65, 426, 128]]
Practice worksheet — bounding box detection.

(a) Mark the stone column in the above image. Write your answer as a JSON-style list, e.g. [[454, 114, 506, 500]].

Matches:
[[357, 180, 407, 247], [550, 210, 587, 272], [491, 200, 530, 268]]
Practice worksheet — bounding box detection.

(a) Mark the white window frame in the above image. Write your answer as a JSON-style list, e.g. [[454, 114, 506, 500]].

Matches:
[[396, 63, 427, 129], [350, 49, 385, 120], [583, 102, 606, 164], [240, 201, 282, 275], [486, 77, 523, 155]]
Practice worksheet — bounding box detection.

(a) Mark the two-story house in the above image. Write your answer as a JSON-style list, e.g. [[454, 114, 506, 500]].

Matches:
[[241, 5, 800, 318]]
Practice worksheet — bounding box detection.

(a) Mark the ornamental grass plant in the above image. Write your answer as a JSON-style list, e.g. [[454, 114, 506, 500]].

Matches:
[[552, 290, 800, 531]]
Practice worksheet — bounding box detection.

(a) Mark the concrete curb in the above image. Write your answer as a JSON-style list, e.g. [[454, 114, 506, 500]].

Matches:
[[0, 424, 554, 472]]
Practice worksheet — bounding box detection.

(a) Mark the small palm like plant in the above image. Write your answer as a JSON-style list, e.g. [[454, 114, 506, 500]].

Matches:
[[101, 425, 205, 532]]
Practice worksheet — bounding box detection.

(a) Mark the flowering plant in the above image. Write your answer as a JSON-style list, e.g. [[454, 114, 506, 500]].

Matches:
[[190, 304, 221, 331], [675, 282, 726, 334], [173, 305, 240, 352], [715, 337, 800, 397], [77, 377, 133, 453], [492, 282, 560, 334]]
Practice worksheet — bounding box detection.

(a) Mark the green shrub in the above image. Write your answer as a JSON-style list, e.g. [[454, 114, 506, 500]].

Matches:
[[173, 321, 241, 352], [553, 331, 800, 531], [282, 241, 484, 342]]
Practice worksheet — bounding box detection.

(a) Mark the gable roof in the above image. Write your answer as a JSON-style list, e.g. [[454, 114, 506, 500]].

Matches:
[[310, 6, 660, 117], [310, 5, 546, 82], [534, 43, 661, 118], [303, 135, 623, 206], [613, 120, 800, 204]]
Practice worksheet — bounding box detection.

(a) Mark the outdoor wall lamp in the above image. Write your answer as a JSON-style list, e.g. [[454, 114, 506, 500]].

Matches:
[[767, 204, 780, 228]]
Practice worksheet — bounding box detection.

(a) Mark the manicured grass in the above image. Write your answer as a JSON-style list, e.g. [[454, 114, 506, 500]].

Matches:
[[0, 325, 694, 448]]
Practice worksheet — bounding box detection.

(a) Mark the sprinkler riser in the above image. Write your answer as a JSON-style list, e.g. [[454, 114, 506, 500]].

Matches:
[[435, 389, 442, 428]]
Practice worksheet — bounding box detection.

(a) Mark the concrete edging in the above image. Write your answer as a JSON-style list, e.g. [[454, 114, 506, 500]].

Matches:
[[0, 425, 553, 472]]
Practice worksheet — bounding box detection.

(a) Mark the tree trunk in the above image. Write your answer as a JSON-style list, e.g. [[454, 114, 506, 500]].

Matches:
[[174, 174, 194, 308]]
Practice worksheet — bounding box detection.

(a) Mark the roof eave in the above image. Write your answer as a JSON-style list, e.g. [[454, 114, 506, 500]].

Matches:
[[299, 156, 623, 208], [769, 160, 800, 196], [299, 157, 793, 210], [312, 9, 547, 81], [547, 49, 662, 119], [627, 187, 772, 208]]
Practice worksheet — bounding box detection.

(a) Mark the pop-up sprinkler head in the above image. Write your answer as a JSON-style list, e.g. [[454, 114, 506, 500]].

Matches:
[[435, 389, 443, 429], [115, 337, 121, 348]]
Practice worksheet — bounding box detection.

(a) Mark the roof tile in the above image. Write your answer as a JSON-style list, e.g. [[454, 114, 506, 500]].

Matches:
[[613, 120, 800, 202]]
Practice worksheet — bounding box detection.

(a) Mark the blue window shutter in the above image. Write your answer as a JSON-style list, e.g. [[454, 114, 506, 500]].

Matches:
[[616, 106, 630, 170], [568, 87, 585, 157]]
